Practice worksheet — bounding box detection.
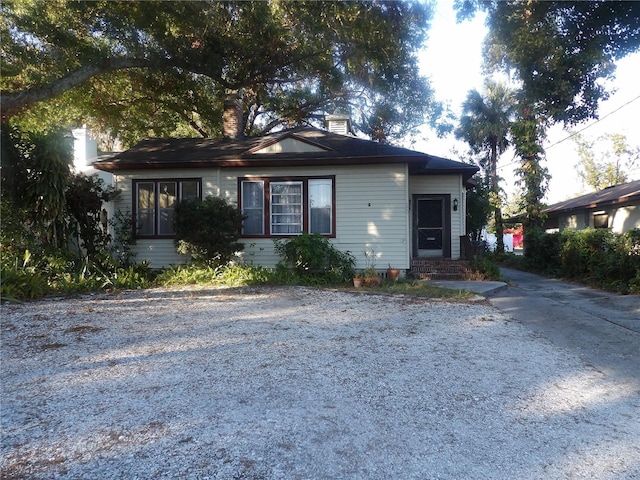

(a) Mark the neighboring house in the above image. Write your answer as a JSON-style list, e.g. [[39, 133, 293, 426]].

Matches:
[[92, 112, 478, 270], [541, 180, 640, 234]]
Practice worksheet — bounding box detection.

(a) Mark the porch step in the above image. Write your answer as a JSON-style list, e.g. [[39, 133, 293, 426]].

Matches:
[[409, 259, 484, 281]]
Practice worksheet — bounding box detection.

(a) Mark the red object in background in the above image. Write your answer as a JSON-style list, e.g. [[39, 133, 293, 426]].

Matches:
[[504, 226, 523, 248]]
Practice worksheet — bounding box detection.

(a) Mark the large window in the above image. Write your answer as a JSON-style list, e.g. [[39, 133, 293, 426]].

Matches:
[[134, 179, 201, 237], [240, 177, 334, 236]]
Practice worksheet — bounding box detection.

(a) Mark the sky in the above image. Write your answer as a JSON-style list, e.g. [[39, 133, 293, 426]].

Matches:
[[414, 1, 640, 205]]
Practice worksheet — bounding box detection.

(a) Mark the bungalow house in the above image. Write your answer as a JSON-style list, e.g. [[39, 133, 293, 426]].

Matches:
[[541, 180, 640, 234], [93, 111, 478, 273]]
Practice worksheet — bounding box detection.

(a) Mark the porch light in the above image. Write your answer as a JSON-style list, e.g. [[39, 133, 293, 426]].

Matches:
[[453, 198, 459, 211]]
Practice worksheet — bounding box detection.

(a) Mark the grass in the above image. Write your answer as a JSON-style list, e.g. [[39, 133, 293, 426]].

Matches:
[[348, 279, 476, 300], [2, 261, 477, 302]]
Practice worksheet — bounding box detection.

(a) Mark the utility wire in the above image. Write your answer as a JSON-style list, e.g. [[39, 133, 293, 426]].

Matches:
[[544, 93, 640, 151], [497, 92, 640, 171]]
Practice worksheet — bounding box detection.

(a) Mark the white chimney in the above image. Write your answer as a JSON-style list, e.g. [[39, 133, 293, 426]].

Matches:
[[72, 125, 98, 172], [325, 114, 352, 135]]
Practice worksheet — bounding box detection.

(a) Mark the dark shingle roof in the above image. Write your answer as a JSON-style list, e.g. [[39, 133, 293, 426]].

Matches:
[[93, 127, 478, 179], [544, 180, 640, 215]]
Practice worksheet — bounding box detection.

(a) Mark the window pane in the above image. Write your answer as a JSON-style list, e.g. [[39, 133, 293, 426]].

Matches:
[[594, 213, 608, 229], [158, 182, 177, 235], [181, 181, 199, 201], [242, 181, 264, 235], [136, 183, 155, 235], [309, 179, 332, 234], [159, 182, 177, 208], [271, 182, 302, 235]]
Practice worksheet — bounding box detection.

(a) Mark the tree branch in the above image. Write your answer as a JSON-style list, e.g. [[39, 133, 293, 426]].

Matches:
[[1, 57, 151, 119]]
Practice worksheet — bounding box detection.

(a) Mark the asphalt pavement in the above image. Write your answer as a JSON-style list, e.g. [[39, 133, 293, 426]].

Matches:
[[488, 267, 640, 382]]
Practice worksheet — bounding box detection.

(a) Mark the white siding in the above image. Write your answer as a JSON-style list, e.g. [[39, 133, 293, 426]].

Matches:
[[557, 203, 640, 234], [612, 204, 640, 233], [228, 164, 410, 270], [252, 138, 326, 154], [409, 175, 464, 259], [112, 165, 411, 269], [133, 240, 191, 267]]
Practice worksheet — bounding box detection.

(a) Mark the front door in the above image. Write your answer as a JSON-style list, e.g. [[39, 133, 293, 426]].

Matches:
[[414, 195, 450, 258]]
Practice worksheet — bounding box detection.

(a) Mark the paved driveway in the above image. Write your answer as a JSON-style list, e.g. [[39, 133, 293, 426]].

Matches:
[[490, 267, 640, 382]]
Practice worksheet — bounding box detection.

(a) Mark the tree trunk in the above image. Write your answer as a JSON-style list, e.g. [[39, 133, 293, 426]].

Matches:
[[490, 142, 505, 253]]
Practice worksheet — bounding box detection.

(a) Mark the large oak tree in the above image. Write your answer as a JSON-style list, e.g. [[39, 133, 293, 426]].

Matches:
[[1, 0, 445, 145]]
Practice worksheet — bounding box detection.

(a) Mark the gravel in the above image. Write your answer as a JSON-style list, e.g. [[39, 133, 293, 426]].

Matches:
[[1, 286, 639, 479]]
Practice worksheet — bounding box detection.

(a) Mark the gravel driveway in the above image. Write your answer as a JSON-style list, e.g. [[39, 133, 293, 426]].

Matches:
[[2, 286, 639, 479]]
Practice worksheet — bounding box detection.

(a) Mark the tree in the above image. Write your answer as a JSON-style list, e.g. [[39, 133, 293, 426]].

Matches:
[[456, 80, 514, 253], [1, 126, 118, 255], [456, 1, 640, 125], [455, 0, 640, 231], [1, 128, 72, 248], [65, 173, 119, 258], [465, 175, 492, 243], [574, 133, 639, 191], [2, 1, 444, 145]]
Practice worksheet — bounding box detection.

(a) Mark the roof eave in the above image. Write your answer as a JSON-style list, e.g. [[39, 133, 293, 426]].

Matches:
[[544, 194, 640, 216], [93, 154, 451, 172]]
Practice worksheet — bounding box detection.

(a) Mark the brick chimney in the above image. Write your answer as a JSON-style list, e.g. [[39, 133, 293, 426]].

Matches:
[[223, 91, 243, 139]]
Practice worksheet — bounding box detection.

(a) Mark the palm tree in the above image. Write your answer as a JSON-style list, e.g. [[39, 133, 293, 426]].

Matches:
[[456, 80, 514, 253]]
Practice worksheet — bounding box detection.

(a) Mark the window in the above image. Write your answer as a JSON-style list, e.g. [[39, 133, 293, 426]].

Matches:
[[309, 179, 332, 234], [134, 179, 201, 237], [593, 212, 609, 229], [239, 177, 334, 237], [241, 181, 264, 235], [271, 182, 303, 234]]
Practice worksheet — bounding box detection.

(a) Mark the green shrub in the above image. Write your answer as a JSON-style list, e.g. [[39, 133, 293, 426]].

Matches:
[[273, 233, 355, 283], [471, 254, 502, 280], [0, 251, 49, 302], [155, 263, 272, 287], [174, 196, 245, 266], [519, 228, 640, 294], [523, 228, 561, 274]]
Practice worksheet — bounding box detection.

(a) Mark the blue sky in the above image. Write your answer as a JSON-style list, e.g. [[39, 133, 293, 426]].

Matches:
[[415, 1, 640, 204]]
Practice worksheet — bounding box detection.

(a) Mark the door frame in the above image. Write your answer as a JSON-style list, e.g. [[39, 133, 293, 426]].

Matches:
[[412, 194, 451, 258]]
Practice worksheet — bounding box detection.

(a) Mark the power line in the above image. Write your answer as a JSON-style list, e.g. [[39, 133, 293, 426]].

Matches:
[[496, 92, 640, 171], [544, 93, 640, 151]]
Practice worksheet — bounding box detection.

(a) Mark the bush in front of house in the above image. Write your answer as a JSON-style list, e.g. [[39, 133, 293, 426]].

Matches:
[[273, 233, 356, 283], [173, 196, 245, 266]]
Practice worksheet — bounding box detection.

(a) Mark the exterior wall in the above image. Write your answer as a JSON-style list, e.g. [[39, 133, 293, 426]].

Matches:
[[611, 204, 640, 234], [555, 202, 640, 234], [111, 169, 219, 267], [111, 164, 411, 270], [409, 175, 465, 259], [558, 210, 589, 231]]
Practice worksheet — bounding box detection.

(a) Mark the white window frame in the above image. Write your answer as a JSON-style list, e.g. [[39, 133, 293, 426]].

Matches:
[[270, 181, 303, 235]]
